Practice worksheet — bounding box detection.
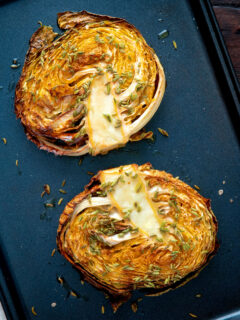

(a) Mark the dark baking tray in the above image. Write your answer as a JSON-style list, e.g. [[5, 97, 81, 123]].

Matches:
[[0, 0, 239, 319]]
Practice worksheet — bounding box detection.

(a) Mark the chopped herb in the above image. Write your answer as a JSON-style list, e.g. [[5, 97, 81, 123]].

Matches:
[[106, 64, 114, 72], [1, 137, 7, 144], [115, 86, 121, 94], [112, 263, 120, 268], [136, 82, 144, 91], [160, 222, 169, 233], [130, 93, 138, 101], [144, 281, 155, 288], [44, 184, 51, 195], [191, 209, 199, 217], [158, 209, 165, 216], [127, 71, 133, 78], [135, 182, 142, 193], [101, 305, 105, 314], [158, 29, 169, 39], [164, 276, 170, 285], [70, 291, 78, 297], [87, 171, 94, 175], [87, 194, 92, 204], [169, 197, 180, 213], [31, 306, 37, 316], [73, 109, 80, 117], [106, 82, 111, 95], [158, 128, 169, 137], [44, 203, 54, 208], [194, 185, 200, 190], [134, 201, 141, 212], [172, 40, 177, 49], [106, 35, 114, 44], [171, 251, 179, 259], [11, 64, 20, 69], [57, 276, 64, 285], [113, 74, 120, 82], [154, 191, 159, 199], [123, 265, 134, 271], [114, 119, 122, 128], [103, 114, 112, 123], [182, 242, 190, 251], [95, 34, 104, 44], [123, 209, 132, 219], [119, 43, 125, 49], [131, 302, 138, 313], [131, 227, 139, 234], [189, 313, 198, 318], [133, 276, 141, 282], [59, 189, 67, 194], [58, 198, 64, 206]]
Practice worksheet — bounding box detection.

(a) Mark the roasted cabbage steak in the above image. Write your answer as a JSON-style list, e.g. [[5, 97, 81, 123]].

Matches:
[[57, 163, 218, 311], [15, 11, 165, 156]]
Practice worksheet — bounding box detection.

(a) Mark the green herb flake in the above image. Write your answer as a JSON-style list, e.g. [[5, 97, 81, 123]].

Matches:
[[114, 119, 122, 128], [172, 40, 177, 49], [182, 242, 190, 251], [115, 87, 121, 94], [135, 182, 142, 193], [158, 29, 169, 40], [134, 202, 142, 212], [59, 189, 67, 194], [106, 83, 111, 95], [130, 93, 138, 101], [113, 74, 120, 82], [160, 222, 169, 233], [103, 114, 112, 123], [171, 251, 179, 259], [58, 198, 64, 206], [95, 34, 104, 44], [189, 313, 198, 318], [123, 265, 134, 271], [158, 128, 169, 137], [73, 109, 81, 117]]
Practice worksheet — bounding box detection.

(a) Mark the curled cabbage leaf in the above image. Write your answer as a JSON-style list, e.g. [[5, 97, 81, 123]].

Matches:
[[15, 11, 165, 156], [57, 163, 218, 311]]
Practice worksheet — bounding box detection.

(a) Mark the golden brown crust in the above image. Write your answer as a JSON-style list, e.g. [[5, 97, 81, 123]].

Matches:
[[15, 11, 165, 156], [57, 163, 218, 311]]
